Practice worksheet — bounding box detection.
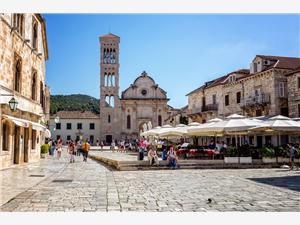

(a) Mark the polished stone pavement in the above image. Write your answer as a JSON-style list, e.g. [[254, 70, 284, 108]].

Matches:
[[1, 148, 299, 212]]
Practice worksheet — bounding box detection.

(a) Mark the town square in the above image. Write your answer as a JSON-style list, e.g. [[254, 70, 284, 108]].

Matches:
[[1, 11, 300, 215]]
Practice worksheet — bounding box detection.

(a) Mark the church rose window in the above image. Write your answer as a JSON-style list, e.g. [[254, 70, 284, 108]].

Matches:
[[141, 89, 147, 96]]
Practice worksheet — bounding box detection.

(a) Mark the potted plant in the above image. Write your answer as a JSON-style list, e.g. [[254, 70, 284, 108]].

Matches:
[[40, 144, 49, 158], [238, 145, 252, 163], [259, 147, 276, 163], [224, 146, 239, 163], [274, 146, 289, 163]]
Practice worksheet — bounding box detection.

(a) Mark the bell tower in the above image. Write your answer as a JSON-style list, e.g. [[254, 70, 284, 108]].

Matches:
[[99, 33, 121, 143]]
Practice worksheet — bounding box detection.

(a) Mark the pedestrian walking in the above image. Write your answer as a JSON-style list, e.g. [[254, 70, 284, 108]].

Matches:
[[100, 140, 104, 150], [96, 138, 100, 147], [56, 138, 63, 159], [48, 139, 52, 155], [287, 143, 299, 170], [50, 140, 56, 157], [76, 140, 82, 156], [68, 140, 75, 163], [111, 141, 116, 153], [82, 139, 90, 162]]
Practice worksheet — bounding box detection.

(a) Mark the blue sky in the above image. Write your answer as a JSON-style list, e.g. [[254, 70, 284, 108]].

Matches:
[[45, 14, 300, 108]]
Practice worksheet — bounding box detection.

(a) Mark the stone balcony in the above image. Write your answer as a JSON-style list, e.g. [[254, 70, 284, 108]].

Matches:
[[241, 92, 271, 108], [201, 103, 218, 112]]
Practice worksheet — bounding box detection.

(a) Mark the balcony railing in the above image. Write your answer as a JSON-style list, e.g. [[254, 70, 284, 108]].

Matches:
[[201, 103, 218, 112], [242, 93, 271, 107]]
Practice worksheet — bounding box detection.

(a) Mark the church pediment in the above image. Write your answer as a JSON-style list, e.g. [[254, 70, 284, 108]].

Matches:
[[121, 71, 167, 99]]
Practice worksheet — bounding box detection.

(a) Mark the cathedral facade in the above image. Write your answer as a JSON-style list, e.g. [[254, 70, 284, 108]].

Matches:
[[99, 33, 169, 143]]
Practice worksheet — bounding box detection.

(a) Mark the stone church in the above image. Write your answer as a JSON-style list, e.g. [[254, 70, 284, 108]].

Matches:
[[99, 33, 169, 143]]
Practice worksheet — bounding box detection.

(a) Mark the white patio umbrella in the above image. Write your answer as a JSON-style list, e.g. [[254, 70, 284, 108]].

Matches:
[[187, 118, 224, 136], [249, 115, 300, 145], [157, 125, 183, 137], [189, 114, 263, 146], [141, 126, 161, 137]]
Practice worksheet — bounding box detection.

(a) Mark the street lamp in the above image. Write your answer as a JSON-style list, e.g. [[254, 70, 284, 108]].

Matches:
[[8, 97, 18, 111]]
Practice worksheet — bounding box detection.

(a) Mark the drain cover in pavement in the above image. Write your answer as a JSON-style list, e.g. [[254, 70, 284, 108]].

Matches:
[[29, 175, 45, 177], [52, 179, 73, 183]]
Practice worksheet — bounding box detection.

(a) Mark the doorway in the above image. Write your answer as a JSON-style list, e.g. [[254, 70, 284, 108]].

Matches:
[[24, 128, 29, 163], [13, 126, 20, 164], [257, 136, 263, 148], [106, 135, 112, 144]]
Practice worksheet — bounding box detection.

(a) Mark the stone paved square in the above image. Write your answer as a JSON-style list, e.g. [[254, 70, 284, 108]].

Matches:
[[1, 149, 300, 212]]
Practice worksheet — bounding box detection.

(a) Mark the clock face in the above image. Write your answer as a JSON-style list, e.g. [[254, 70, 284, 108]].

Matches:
[[141, 89, 147, 96]]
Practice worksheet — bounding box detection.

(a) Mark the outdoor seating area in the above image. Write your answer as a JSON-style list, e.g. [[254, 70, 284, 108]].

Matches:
[[140, 114, 300, 165]]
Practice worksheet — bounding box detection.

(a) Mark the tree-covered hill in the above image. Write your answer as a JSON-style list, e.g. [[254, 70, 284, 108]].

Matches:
[[50, 94, 100, 115]]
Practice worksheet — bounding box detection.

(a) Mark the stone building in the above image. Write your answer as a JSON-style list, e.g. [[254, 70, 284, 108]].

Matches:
[[286, 68, 300, 118], [120, 71, 169, 140], [165, 105, 189, 126], [0, 14, 49, 169], [99, 33, 170, 143], [187, 55, 300, 123], [187, 55, 300, 147], [49, 111, 100, 145]]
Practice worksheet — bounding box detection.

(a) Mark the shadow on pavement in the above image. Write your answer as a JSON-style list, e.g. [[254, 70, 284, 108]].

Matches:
[[248, 175, 300, 192]]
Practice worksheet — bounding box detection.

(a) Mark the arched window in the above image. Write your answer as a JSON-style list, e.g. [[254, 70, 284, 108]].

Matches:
[[40, 81, 44, 107], [107, 73, 111, 86], [127, 115, 131, 129], [31, 70, 37, 100], [111, 73, 115, 87], [110, 96, 114, 108], [105, 95, 110, 107], [32, 21, 38, 50], [158, 115, 162, 126], [108, 115, 111, 123], [14, 56, 22, 92], [13, 14, 24, 36], [104, 72, 107, 86]]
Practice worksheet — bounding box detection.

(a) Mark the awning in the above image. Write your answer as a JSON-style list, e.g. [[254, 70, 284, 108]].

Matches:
[[3, 115, 46, 131], [3, 115, 30, 128], [45, 129, 51, 138], [31, 121, 46, 131]]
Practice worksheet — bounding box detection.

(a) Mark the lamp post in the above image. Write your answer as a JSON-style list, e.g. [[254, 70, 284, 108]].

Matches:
[[8, 97, 18, 111], [0, 93, 18, 153]]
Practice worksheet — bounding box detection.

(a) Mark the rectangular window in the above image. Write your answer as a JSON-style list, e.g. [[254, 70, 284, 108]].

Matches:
[[90, 123, 95, 130], [77, 123, 82, 130], [253, 63, 257, 73], [298, 77, 300, 89], [66, 123, 72, 130], [67, 135, 71, 141], [298, 104, 300, 117], [56, 123, 61, 130], [236, 92, 241, 104], [212, 94, 216, 105], [225, 95, 229, 106], [279, 82, 285, 97]]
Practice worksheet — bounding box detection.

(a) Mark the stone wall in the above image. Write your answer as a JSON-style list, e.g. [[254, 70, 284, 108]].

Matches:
[[0, 14, 48, 169], [287, 72, 300, 118]]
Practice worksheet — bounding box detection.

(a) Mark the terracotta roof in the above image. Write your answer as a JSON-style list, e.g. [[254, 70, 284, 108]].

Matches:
[[285, 66, 300, 76], [50, 111, 100, 119], [257, 55, 300, 70], [100, 33, 120, 38], [186, 69, 250, 96]]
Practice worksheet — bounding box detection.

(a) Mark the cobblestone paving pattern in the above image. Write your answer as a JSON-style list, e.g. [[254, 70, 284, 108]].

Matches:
[[1, 149, 299, 212]]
